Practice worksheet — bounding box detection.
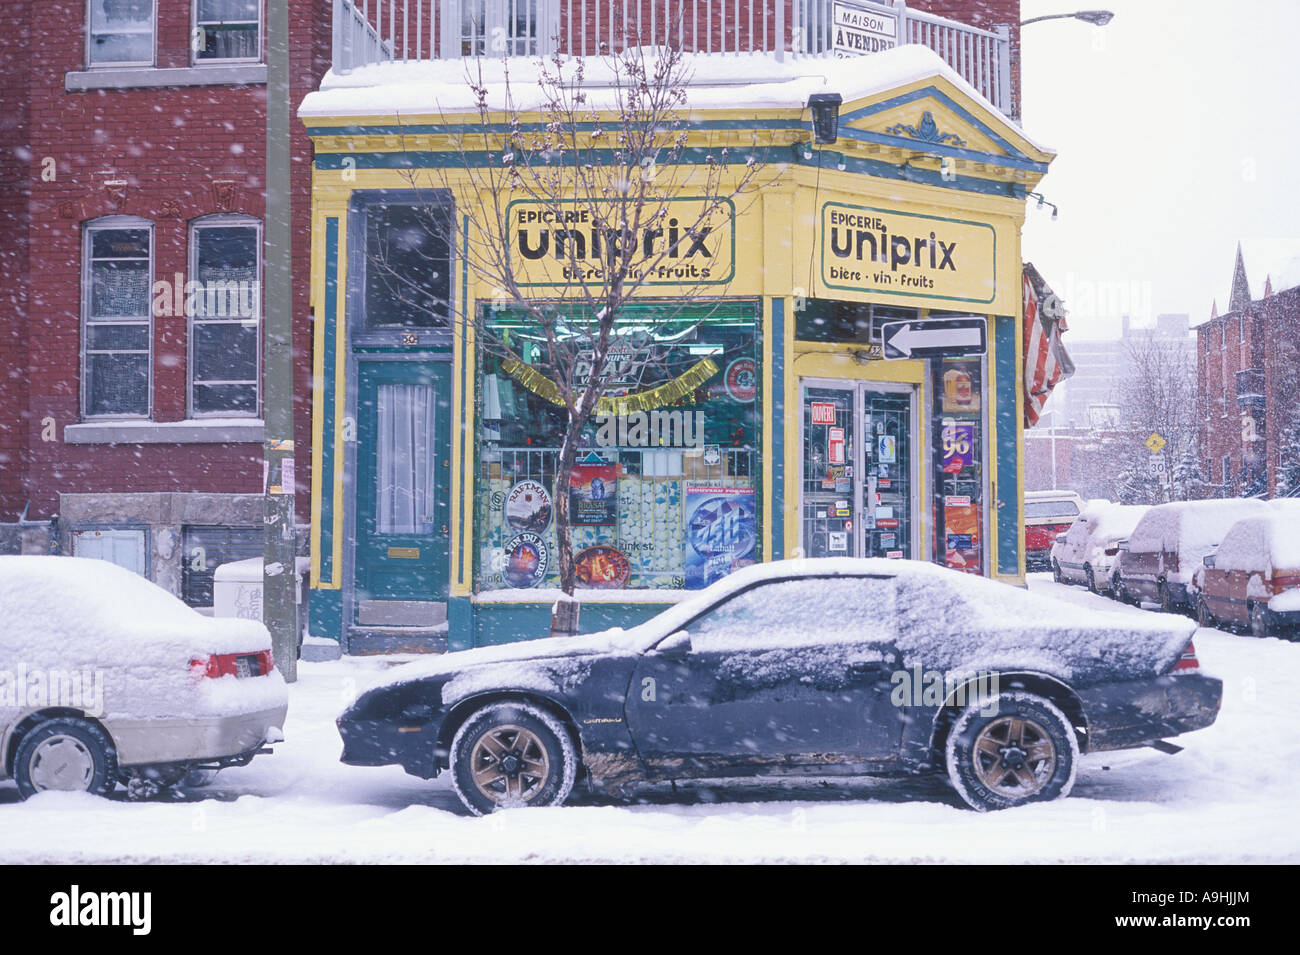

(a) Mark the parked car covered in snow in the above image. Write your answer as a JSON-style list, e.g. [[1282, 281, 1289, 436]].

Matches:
[[339, 558, 1220, 814], [1024, 489, 1085, 571], [1113, 498, 1269, 613], [0, 556, 288, 799], [1050, 501, 1148, 593], [1192, 504, 1300, 638]]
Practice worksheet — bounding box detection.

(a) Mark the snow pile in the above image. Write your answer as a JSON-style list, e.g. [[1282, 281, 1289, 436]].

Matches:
[[1081, 501, 1149, 545], [1127, 499, 1270, 583], [1214, 501, 1300, 575], [300, 45, 1044, 151], [0, 556, 285, 721]]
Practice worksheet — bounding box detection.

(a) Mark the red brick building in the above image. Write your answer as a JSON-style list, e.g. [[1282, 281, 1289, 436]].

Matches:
[[1196, 243, 1300, 497], [0, 0, 329, 602], [1, 0, 1021, 609]]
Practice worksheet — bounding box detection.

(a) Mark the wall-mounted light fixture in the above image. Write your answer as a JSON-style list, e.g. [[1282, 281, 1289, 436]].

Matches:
[[808, 92, 843, 145], [1028, 191, 1060, 220]]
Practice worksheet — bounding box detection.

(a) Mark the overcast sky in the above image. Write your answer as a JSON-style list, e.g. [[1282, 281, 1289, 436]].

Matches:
[[1018, 0, 1300, 339]]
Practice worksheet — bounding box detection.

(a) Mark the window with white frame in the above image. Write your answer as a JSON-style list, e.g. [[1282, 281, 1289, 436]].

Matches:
[[193, 0, 261, 63], [189, 216, 261, 416], [83, 218, 152, 418], [460, 0, 550, 56], [1239, 314, 1246, 343], [1222, 454, 1232, 485], [88, 0, 155, 67]]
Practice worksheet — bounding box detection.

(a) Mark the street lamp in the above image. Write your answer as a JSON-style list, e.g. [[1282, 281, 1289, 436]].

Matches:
[[1021, 10, 1114, 26]]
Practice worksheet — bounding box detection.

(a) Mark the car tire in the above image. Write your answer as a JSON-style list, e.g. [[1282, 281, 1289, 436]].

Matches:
[[450, 701, 578, 816], [1113, 573, 1130, 604], [945, 691, 1078, 811], [1085, 566, 1097, 594], [1249, 603, 1273, 639], [1158, 580, 1174, 613], [13, 718, 118, 800], [1051, 560, 1063, 584], [1196, 598, 1215, 628]]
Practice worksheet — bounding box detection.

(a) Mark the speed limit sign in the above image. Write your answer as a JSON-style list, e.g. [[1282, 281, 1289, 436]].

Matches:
[[1148, 453, 1167, 477]]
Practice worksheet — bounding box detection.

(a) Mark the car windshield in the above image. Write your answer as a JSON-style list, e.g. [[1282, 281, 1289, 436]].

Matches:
[[1026, 500, 1079, 519]]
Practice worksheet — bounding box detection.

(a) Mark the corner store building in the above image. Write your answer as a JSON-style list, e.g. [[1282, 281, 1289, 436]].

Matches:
[[298, 46, 1055, 652]]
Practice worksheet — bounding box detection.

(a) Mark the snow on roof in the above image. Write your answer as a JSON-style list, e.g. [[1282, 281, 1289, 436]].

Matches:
[[299, 45, 1049, 153], [1078, 500, 1148, 543], [1214, 500, 1300, 573]]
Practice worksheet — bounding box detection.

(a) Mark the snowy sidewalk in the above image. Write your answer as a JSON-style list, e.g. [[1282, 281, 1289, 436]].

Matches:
[[1, 575, 1296, 863]]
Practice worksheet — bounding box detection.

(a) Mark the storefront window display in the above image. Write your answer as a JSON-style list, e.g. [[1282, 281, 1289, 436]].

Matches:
[[476, 302, 761, 592], [932, 355, 985, 575]]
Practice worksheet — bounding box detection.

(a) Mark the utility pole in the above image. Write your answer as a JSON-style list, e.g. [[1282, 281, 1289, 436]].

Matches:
[[263, 0, 298, 682]]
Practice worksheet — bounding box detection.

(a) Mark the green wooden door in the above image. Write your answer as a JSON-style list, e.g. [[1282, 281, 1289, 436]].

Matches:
[[354, 361, 451, 609]]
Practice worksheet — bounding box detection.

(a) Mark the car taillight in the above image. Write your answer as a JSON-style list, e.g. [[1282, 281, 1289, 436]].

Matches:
[[188, 650, 275, 679], [1171, 640, 1199, 673], [1104, 546, 1119, 556]]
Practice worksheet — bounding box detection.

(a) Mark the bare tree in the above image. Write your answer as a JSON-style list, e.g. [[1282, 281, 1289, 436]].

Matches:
[[369, 35, 771, 631], [1113, 332, 1199, 503]]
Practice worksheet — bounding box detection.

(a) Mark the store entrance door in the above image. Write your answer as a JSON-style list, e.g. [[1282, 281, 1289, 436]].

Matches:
[[801, 382, 916, 560], [353, 360, 452, 628]]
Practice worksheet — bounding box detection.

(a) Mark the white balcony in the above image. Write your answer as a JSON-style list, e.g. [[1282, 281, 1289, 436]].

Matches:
[[331, 0, 1013, 116]]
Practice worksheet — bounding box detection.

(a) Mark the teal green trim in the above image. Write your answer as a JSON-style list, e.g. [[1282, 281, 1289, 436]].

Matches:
[[307, 588, 343, 641], [459, 215, 471, 597], [994, 314, 1019, 575], [818, 201, 998, 305], [312, 147, 1026, 198], [448, 595, 473, 652], [470, 601, 669, 647], [770, 297, 786, 560], [840, 86, 1027, 162], [320, 218, 339, 583]]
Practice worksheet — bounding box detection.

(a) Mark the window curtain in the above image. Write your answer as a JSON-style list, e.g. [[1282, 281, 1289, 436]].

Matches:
[[376, 383, 437, 535]]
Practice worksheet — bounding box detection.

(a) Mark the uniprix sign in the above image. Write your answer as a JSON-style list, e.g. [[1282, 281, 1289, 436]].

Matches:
[[506, 197, 735, 288], [819, 202, 998, 306]]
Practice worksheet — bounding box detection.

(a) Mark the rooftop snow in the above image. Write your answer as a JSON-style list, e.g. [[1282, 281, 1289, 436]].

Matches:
[[299, 45, 1048, 153]]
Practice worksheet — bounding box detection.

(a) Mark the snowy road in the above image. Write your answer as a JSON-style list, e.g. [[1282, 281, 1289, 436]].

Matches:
[[2, 574, 1297, 863]]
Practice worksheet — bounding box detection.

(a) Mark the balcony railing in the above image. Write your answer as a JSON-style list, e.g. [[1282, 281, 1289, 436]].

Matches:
[[331, 0, 1013, 116], [1236, 368, 1265, 406]]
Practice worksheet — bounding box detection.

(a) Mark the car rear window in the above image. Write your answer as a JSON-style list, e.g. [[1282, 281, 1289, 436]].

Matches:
[[1026, 500, 1079, 519]]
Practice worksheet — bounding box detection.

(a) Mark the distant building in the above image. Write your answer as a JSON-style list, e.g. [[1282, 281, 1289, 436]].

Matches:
[[1025, 315, 1194, 492], [1196, 242, 1300, 496]]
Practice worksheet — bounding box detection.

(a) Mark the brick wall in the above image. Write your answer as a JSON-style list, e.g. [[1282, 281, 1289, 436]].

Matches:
[[0, 1, 329, 522]]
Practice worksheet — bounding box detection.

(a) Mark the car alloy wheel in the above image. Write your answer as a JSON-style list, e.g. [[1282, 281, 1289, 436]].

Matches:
[[946, 692, 1078, 811], [450, 701, 577, 815], [13, 718, 118, 800]]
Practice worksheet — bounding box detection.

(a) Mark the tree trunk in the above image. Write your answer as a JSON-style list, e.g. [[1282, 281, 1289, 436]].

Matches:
[[550, 413, 584, 636]]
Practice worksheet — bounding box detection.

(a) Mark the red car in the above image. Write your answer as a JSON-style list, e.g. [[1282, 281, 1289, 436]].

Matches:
[[1024, 490, 1083, 571], [1193, 506, 1300, 638]]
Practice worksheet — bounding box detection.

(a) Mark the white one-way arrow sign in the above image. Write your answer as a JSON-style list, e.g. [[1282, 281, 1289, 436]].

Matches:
[[880, 318, 986, 360]]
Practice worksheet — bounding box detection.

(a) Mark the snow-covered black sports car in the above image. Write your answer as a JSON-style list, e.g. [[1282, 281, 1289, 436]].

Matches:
[[337, 559, 1221, 813]]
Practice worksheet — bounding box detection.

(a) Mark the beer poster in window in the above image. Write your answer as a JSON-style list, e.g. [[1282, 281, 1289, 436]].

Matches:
[[684, 487, 757, 589], [570, 463, 618, 526]]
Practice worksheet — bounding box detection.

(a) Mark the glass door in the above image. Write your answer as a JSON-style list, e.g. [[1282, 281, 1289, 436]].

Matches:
[[861, 389, 913, 559], [801, 382, 917, 561], [801, 385, 857, 558]]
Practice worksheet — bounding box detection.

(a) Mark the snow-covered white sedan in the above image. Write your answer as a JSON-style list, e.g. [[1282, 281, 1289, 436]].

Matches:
[[0, 556, 288, 799], [1050, 501, 1148, 594], [338, 558, 1221, 814]]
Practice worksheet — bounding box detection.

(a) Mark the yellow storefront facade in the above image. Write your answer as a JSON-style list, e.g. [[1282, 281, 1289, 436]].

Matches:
[[299, 49, 1055, 651]]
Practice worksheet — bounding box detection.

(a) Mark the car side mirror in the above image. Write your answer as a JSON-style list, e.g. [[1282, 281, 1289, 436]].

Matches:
[[656, 630, 691, 660], [1117, 540, 1130, 552], [1203, 555, 1216, 568], [1055, 533, 1068, 544]]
